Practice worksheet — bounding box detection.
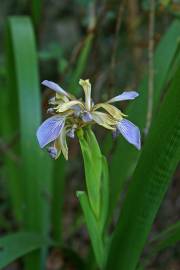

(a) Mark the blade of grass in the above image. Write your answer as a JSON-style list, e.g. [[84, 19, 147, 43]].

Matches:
[[69, 33, 94, 94], [5, 16, 53, 269], [106, 66, 180, 270], [31, 0, 42, 28], [108, 19, 180, 216]]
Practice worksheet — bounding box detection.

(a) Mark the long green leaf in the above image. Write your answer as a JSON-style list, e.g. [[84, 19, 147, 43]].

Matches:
[[77, 191, 104, 268], [79, 129, 102, 218], [109, 19, 180, 215], [106, 66, 180, 270], [0, 232, 48, 269], [5, 16, 53, 269], [31, 0, 42, 27], [99, 156, 109, 235]]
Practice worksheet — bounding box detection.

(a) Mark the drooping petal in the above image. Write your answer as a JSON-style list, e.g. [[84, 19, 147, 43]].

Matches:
[[79, 79, 92, 111], [117, 119, 141, 150], [91, 111, 117, 130], [56, 100, 84, 113], [93, 103, 124, 120], [42, 80, 68, 95], [107, 91, 139, 103], [42, 80, 74, 99], [36, 115, 65, 148]]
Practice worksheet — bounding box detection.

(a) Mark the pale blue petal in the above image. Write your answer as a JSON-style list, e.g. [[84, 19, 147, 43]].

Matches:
[[47, 146, 58, 159], [72, 105, 81, 117], [81, 111, 93, 122], [36, 115, 65, 148], [108, 91, 139, 103], [42, 80, 68, 96], [117, 119, 141, 150], [67, 128, 75, 139]]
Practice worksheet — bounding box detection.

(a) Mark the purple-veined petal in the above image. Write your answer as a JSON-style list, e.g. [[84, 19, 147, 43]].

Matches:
[[42, 80, 69, 97], [117, 119, 141, 150], [36, 115, 65, 148], [108, 91, 139, 103]]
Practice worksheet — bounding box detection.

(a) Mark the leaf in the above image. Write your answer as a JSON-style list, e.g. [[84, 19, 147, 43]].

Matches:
[[31, 0, 42, 27], [99, 156, 109, 235], [0, 232, 48, 269], [108, 19, 180, 216], [106, 66, 180, 270], [79, 129, 102, 218], [5, 16, 53, 269], [77, 131, 109, 268], [77, 191, 104, 268]]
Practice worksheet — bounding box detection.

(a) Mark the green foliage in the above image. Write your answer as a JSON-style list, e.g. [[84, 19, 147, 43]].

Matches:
[[77, 191, 104, 268], [79, 128, 102, 218], [5, 16, 53, 269], [0, 232, 48, 269], [77, 129, 109, 268], [0, 2, 179, 269], [108, 19, 180, 217], [51, 157, 65, 243], [31, 0, 42, 27], [69, 33, 94, 94], [106, 66, 180, 270]]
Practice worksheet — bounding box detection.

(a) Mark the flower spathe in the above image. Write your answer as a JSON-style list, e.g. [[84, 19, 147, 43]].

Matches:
[[36, 79, 141, 160]]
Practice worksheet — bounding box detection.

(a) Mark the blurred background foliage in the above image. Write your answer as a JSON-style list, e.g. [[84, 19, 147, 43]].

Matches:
[[0, 0, 180, 269]]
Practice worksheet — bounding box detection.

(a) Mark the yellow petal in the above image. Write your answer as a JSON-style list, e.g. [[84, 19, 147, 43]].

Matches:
[[79, 79, 91, 111], [91, 111, 117, 130], [56, 93, 69, 103], [93, 103, 123, 120], [56, 100, 84, 113], [54, 140, 62, 160], [59, 127, 68, 160]]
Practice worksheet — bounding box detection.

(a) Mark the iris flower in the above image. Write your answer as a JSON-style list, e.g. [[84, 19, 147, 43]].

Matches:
[[36, 79, 141, 160]]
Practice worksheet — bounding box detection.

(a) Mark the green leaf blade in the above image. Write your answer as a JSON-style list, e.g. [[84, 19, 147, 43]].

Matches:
[[5, 16, 53, 269], [109, 19, 180, 216], [79, 129, 102, 218], [106, 66, 180, 270]]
